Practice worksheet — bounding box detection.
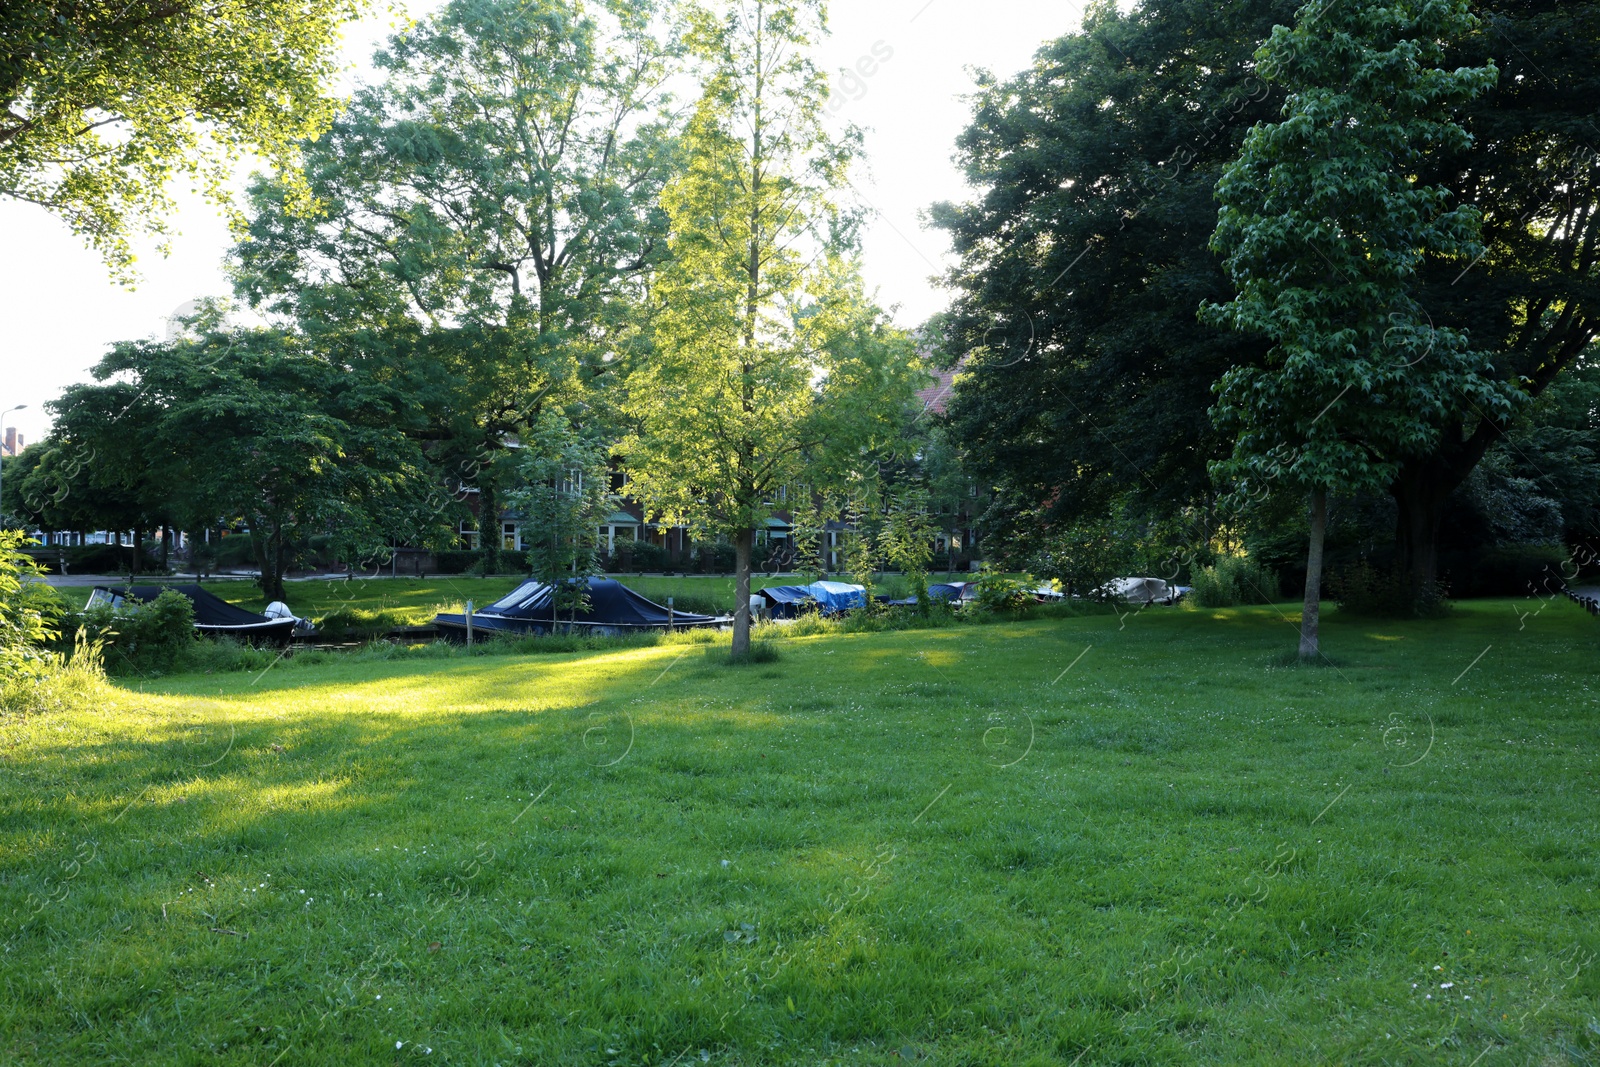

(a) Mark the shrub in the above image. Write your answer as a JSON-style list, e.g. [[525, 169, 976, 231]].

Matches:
[[1, 631, 109, 718], [626, 541, 672, 573], [64, 588, 198, 676], [695, 542, 736, 574], [1190, 556, 1281, 608], [971, 565, 1036, 614], [2, 532, 69, 685], [1330, 561, 1451, 619], [432, 549, 480, 575], [1450, 544, 1566, 598]]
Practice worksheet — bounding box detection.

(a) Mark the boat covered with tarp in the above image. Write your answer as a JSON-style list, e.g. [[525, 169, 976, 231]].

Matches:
[[756, 581, 868, 617], [433, 577, 727, 638], [87, 585, 302, 641]]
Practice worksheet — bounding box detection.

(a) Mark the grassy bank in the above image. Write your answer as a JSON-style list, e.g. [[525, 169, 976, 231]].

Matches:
[[2, 600, 1597, 1064]]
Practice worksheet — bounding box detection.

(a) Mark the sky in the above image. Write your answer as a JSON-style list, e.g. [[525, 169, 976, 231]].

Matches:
[[0, 0, 1089, 446]]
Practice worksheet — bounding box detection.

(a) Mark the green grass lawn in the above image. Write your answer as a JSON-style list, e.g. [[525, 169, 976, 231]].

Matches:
[[3, 600, 1597, 1064]]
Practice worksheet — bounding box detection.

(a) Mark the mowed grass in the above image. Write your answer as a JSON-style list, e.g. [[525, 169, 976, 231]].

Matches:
[[2, 600, 1597, 1065]]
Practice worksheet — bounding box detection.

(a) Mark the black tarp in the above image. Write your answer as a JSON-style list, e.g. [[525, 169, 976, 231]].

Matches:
[[434, 577, 726, 637], [92, 585, 298, 640], [756, 584, 816, 619]]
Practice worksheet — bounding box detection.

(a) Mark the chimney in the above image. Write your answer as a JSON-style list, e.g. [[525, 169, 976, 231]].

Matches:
[[3, 427, 14, 456]]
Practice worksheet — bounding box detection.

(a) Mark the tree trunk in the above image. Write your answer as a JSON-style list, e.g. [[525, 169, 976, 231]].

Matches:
[[479, 480, 501, 575], [1300, 490, 1328, 662], [732, 527, 754, 658], [1391, 458, 1456, 598], [258, 526, 288, 603]]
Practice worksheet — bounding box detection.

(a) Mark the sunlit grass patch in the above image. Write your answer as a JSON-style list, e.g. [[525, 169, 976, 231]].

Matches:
[[1, 599, 1597, 1064]]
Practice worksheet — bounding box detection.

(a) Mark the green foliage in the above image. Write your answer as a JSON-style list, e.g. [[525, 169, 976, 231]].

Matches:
[[1027, 515, 1156, 599], [931, 0, 1298, 540], [693, 541, 737, 575], [1190, 556, 1280, 608], [43, 326, 454, 602], [621, 0, 922, 654], [1331, 561, 1452, 618], [0, 0, 362, 277], [1203, 0, 1504, 502], [1449, 544, 1568, 599], [507, 415, 617, 623], [879, 486, 937, 611], [1203, 0, 1503, 653], [618, 541, 672, 573], [0, 629, 107, 718], [312, 606, 417, 642], [971, 564, 1036, 614], [65, 589, 197, 677], [0, 531, 67, 683], [234, 0, 684, 575]]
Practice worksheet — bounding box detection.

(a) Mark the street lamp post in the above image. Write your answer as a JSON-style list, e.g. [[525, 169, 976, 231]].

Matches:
[[1, 404, 27, 530]]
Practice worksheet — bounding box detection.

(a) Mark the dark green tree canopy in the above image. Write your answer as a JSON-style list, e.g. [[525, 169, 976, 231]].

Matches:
[[44, 328, 453, 600], [930, 0, 1300, 544], [933, 0, 1600, 583]]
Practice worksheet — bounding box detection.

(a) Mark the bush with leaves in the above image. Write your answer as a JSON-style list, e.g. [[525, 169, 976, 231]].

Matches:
[[1, 531, 69, 684], [63, 589, 198, 676], [1190, 556, 1281, 608], [1331, 561, 1451, 619], [971, 565, 1037, 614]]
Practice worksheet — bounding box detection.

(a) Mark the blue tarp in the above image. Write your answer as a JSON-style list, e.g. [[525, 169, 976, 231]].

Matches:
[[805, 581, 866, 612], [756, 581, 867, 616]]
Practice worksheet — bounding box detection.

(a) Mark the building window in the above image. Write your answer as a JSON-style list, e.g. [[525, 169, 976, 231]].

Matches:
[[502, 523, 519, 552], [459, 522, 479, 550]]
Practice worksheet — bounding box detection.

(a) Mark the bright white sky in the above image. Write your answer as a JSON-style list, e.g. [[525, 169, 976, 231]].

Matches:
[[0, 0, 1088, 444]]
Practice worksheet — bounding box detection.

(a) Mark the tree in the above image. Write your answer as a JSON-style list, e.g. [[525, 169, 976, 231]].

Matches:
[[52, 328, 454, 602], [1, 0, 362, 277], [31, 371, 178, 574], [879, 485, 936, 612], [233, 0, 682, 573], [505, 415, 616, 632], [930, 0, 1299, 550], [622, 0, 922, 656], [1392, 0, 1600, 591], [932, 0, 1600, 591], [1202, 0, 1505, 658]]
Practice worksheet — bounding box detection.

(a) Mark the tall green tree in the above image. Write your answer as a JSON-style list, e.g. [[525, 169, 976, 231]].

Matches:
[[505, 414, 616, 631], [51, 329, 453, 601], [1202, 0, 1504, 658], [1, 0, 363, 277], [1393, 0, 1600, 589], [930, 0, 1298, 552], [622, 0, 922, 655], [879, 485, 937, 611], [234, 0, 682, 572], [933, 0, 1600, 589]]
